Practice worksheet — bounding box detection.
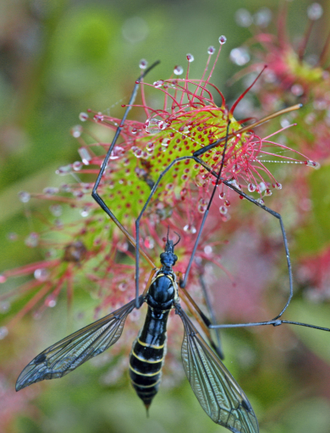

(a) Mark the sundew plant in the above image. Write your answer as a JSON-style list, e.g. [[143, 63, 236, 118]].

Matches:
[[0, 36, 318, 329], [1, 2, 330, 432]]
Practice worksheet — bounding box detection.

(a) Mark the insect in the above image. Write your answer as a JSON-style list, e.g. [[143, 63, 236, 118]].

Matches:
[[16, 230, 259, 433], [16, 57, 330, 433]]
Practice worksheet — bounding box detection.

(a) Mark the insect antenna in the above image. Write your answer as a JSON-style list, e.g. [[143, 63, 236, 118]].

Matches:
[[173, 231, 181, 246]]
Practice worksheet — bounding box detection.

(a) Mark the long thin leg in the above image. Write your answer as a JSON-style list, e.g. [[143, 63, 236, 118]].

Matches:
[[222, 179, 292, 320], [210, 319, 330, 332], [91, 61, 160, 271], [198, 273, 224, 359], [135, 155, 195, 306], [131, 130, 293, 322], [186, 106, 301, 319], [191, 154, 293, 321], [180, 120, 231, 289], [92, 67, 300, 313]]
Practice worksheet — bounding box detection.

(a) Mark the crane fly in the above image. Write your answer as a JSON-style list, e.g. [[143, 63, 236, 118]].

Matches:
[[16, 233, 258, 433], [16, 55, 330, 433]]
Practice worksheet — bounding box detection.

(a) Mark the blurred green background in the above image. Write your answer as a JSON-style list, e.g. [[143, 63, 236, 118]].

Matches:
[[1, 0, 330, 432]]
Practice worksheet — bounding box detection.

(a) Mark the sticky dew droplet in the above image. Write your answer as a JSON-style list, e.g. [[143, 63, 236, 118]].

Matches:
[[264, 188, 272, 197], [162, 138, 170, 147], [275, 182, 282, 190], [45, 295, 57, 308], [254, 7, 272, 27], [81, 206, 90, 217], [183, 224, 197, 234], [43, 187, 59, 196], [131, 146, 143, 158], [139, 59, 148, 69], [94, 113, 104, 122], [34, 268, 50, 282], [70, 125, 83, 138], [235, 9, 253, 27], [146, 142, 154, 152], [78, 147, 92, 165], [79, 112, 89, 121], [306, 160, 320, 169], [110, 146, 125, 160], [307, 3, 323, 20], [56, 164, 72, 175], [230, 47, 250, 66], [174, 65, 184, 75], [119, 282, 127, 292], [0, 326, 8, 340], [25, 232, 39, 247], [0, 301, 10, 313], [144, 236, 155, 249], [18, 191, 30, 203], [198, 198, 208, 214], [145, 118, 166, 134], [219, 35, 227, 44], [49, 204, 62, 217], [153, 80, 164, 88], [204, 245, 213, 255]]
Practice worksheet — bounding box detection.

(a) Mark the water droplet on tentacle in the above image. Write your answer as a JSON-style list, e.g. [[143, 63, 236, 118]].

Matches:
[[230, 47, 250, 66], [307, 3, 323, 20], [34, 268, 50, 282], [18, 191, 30, 203], [56, 164, 72, 175], [43, 187, 59, 196], [186, 53, 194, 62], [49, 204, 62, 217], [235, 9, 253, 27], [139, 59, 148, 69], [0, 326, 8, 340], [306, 160, 320, 169], [79, 112, 89, 122], [183, 224, 197, 234], [78, 147, 93, 165], [25, 232, 39, 248], [144, 236, 155, 249], [174, 65, 184, 75], [71, 125, 83, 138], [45, 295, 57, 308]]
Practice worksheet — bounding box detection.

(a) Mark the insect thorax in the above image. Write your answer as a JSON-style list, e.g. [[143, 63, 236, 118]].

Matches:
[[146, 271, 178, 312]]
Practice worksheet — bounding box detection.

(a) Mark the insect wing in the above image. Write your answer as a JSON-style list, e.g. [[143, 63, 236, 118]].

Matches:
[[16, 297, 141, 391], [176, 305, 258, 433]]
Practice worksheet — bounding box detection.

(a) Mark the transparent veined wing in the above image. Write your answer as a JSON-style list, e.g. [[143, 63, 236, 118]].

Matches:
[[176, 304, 259, 433], [16, 296, 143, 391]]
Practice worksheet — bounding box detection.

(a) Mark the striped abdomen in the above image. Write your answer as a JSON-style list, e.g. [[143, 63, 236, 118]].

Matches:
[[129, 306, 170, 408]]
